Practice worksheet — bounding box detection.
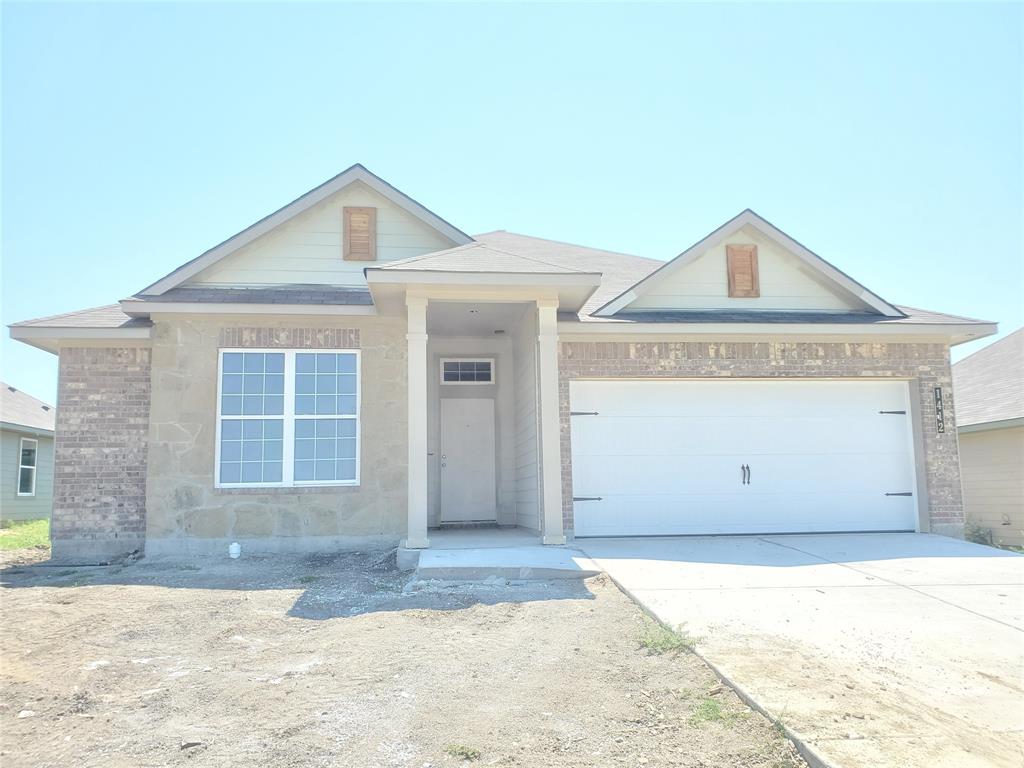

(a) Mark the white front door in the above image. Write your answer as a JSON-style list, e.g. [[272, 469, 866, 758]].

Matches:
[[440, 398, 497, 522], [570, 380, 919, 536]]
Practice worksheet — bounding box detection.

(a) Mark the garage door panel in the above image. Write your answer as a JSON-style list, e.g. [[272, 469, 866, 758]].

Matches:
[[569, 380, 918, 537], [574, 493, 916, 536], [572, 415, 910, 457], [572, 380, 910, 419], [572, 452, 913, 496]]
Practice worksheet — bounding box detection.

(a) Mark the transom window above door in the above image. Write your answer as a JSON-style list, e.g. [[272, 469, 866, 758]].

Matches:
[[216, 349, 360, 488], [441, 358, 494, 384]]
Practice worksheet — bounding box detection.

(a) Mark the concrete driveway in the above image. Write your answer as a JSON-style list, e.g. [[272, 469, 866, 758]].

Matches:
[[578, 533, 1024, 768]]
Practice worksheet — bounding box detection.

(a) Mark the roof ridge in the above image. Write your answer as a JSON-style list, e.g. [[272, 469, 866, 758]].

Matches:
[[378, 241, 590, 274], [479, 230, 661, 264]]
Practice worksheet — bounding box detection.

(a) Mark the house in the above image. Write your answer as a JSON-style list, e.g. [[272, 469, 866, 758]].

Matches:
[[9, 165, 997, 562], [1, 382, 56, 522], [952, 329, 1024, 547]]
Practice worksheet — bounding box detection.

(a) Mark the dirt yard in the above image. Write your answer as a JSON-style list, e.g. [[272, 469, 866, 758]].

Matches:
[[1, 550, 804, 768]]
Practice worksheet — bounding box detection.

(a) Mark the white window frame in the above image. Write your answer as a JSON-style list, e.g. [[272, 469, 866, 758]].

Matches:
[[439, 357, 495, 385], [214, 348, 361, 489], [17, 437, 38, 497]]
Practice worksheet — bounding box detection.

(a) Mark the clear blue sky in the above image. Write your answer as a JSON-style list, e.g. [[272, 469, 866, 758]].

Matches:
[[3, 2, 1021, 403]]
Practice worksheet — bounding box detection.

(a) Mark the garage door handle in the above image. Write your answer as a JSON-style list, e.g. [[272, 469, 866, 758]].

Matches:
[[741, 464, 750, 485], [573, 496, 603, 502], [885, 492, 913, 496]]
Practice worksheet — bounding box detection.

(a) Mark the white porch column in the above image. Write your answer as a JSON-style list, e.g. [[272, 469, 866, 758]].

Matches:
[[404, 295, 430, 549], [537, 298, 566, 545]]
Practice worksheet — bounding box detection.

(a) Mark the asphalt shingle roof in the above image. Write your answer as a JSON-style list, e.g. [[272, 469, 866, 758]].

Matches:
[[135, 285, 374, 305], [1, 382, 55, 433], [952, 328, 1024, 428], [10, 305, 151, 329]]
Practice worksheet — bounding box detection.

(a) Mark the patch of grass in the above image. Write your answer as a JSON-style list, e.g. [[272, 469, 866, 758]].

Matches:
[[444, 744, 480, 761], [964, 524, 993, 546], [639, 619, 695, 654], [297, 575, 319, 584], [689, 697, 727, 723], [0, 519, 50, 551]]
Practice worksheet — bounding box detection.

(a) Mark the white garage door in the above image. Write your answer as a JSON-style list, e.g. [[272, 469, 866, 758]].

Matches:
[[570, 380, 919, 536]]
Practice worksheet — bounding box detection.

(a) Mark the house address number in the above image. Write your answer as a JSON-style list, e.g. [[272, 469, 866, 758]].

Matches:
[[934, 387, 945, 433]]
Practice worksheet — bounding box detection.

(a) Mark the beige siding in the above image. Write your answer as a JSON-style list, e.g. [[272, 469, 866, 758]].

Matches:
[[960, 426, 1024, 546], [627, 225, 873, 312], [513, 309, 540, 531], [189, 182, 457, 288], [0, 429, 54, 521]]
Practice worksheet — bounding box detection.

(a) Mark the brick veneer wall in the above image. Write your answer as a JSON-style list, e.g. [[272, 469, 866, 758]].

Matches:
[[51, 347, 152, 561], [558, 340, 964, 537]]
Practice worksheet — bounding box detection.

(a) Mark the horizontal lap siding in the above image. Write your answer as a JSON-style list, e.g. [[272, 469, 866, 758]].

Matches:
[[0, 430, 54, 521], [959, 427, 1024, 546], [558, 340, 963, 536]]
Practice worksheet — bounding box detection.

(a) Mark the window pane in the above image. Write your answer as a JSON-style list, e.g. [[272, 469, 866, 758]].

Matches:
[[336, 459, 357, 481], [337, 355, 357, 374], [18, 467, 34, 494], [220, 418, 283, 485], [294, 419, 357, 483], [222, 353, 243, 373], [243, 353, 264, 373], [265, 353, 284, 373], [296, 354, 316, 373], [337, 395, 357, 415], [20, 444, 37, 467], [315, 353, 336, 373], [221, 352, 286, 416]]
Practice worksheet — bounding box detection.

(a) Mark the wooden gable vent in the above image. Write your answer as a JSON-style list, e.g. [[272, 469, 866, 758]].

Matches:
[[343, 206, 377, 261], [726, 244, 760, 298]]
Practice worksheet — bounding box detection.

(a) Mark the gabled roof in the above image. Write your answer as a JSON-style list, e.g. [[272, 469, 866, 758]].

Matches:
[[595, 209, 905, 318], [137, 164, 473, 296], [371, 231, 662, 316], [374, 241, 596, 275], [952, 328, 1024, 428], [1, 382, 56, 434]]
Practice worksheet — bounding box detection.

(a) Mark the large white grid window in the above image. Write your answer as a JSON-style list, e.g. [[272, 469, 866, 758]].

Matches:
[[216, 349, 360, 488], [17, 438, 37, 496]]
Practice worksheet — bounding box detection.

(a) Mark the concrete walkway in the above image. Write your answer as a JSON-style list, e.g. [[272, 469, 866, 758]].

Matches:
[[578, 533, 1024, 768]]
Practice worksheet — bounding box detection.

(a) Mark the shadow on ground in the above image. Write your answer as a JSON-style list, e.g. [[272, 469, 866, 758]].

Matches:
[[0, 550, 594, 620]]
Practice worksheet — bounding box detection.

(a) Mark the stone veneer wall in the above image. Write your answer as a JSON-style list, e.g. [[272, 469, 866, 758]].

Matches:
[[558, 340, 964, 537], [145, 316, 407, 555], [51, 346, 151, 561]]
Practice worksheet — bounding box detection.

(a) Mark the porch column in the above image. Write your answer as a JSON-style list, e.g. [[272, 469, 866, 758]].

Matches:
[[405, 295, 430, 549], [537, 298, 566, 545]]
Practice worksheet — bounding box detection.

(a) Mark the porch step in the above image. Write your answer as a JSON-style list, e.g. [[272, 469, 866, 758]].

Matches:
[[413, 545, 601, 581]]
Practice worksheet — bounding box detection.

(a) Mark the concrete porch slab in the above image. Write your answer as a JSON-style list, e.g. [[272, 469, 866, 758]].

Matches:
[[415, 545, 600, 581]]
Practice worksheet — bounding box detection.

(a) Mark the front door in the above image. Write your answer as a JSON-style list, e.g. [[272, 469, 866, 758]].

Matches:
[[440, 398, 497, 522]]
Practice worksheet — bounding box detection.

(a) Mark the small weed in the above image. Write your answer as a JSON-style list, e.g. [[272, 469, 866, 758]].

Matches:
[[297, 575, 319, 584], [772, 709, 790, 738], [690, 697, 726, 723], [639, 620, 695, 654], [444, 744, 480, 761], [964, 524, 993, 546], [177, 565, 201, 572]]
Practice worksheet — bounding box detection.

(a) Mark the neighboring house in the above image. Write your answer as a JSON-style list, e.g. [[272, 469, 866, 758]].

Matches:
[[0, 382, 55, 522], [952, 329, 1024, 547], [9, 165, 997, 562]]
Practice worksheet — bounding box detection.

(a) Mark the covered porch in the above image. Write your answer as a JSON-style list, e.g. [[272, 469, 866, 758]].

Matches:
[[365, 259, 601, 553]]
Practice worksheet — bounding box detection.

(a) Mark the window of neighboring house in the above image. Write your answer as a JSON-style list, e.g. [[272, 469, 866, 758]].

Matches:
[[440, 358, 494, 384], [17, 438, 38, 496], [215, 349, 360, 488]]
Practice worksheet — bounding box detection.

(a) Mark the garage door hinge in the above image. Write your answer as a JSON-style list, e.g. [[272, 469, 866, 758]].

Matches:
[[878, 410, 907, 415], [573, 496, 603, 502], [570, 411, 599, 416], [885, 492, 913, 496]]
